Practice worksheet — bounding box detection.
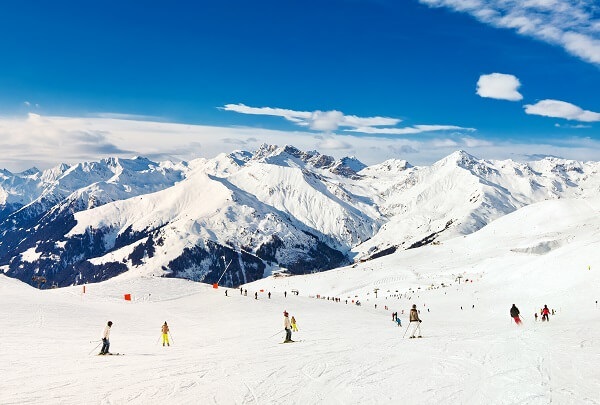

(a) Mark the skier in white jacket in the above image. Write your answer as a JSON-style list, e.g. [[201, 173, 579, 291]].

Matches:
[[99, 321, 113, 355], [283, 311, 293, 343]]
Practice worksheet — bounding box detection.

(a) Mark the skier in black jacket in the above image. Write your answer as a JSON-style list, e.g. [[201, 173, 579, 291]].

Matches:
[[510, 304, 522, 325]]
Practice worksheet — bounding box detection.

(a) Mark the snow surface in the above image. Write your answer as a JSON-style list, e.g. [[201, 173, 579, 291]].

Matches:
[[1, 198, 599, 404]]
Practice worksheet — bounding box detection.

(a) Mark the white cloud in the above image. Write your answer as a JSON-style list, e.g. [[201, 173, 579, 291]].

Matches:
[[418, 0, 600, 66], [317, 138, 353, 150], [309, 110, 345, 131], [554, 123, 592, 129], [462, 137, 494, 147], [346, 125, 474, 135], [0, 113, 599, 172], [221, 103, 473, 135], [524, 99, 600, 122], [221, 103, 400, 132], [476, 73, 523, 101]]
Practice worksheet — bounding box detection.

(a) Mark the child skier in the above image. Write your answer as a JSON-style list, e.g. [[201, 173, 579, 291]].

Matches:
[[161, 321, 170, 346], [291, 316, 299, 332]]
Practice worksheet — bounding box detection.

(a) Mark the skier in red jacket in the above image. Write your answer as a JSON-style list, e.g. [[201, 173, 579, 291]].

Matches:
[[541, 305, 550, 322]]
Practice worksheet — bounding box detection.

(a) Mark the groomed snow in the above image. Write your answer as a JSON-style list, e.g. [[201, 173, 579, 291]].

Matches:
[[1, 198, 599, 404]]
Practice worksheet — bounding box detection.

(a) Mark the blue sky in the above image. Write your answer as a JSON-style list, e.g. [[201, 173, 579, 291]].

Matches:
[[0, 0, 599, 170]]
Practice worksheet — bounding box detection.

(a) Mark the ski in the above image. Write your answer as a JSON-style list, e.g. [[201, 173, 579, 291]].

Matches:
[[97, 353, 124, 356]]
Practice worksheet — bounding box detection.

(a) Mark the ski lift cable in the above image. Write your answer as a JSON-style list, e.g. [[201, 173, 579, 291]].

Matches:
[[216, 257, 233, 285]]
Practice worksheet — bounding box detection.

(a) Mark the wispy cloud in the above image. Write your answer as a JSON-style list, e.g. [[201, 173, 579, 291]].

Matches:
[[221, 103, 474, 135], [345, 124, 475, 135], [554, 123, 592, 129], [220, 104, 399, 131], [476, 73, 523, 101], [419, 0, 600, 65], [524, 99, 600, 122], [317, 138, 353, 151], [0, 113, 599, 172]]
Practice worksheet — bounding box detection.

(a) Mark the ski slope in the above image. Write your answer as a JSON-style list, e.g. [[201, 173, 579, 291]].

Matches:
[[1, 198, 599, 404]]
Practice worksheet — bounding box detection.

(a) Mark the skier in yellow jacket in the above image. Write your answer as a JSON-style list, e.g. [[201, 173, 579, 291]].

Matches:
[[161, 321, 170, 347], [291, 316, 299, 332]]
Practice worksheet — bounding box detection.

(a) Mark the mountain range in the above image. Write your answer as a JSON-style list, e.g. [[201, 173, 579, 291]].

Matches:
[[1, 144, 599, 288]]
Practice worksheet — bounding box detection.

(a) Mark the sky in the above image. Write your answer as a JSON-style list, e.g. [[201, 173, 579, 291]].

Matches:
[[0, 0, 599, 171]]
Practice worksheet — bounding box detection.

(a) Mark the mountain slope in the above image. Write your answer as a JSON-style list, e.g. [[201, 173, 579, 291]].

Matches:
[[2, 197, 599, 404]]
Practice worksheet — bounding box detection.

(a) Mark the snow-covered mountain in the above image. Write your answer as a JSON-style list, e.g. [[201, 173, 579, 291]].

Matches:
[[1, 145, 599, 288], [351, 150, 600, 260]]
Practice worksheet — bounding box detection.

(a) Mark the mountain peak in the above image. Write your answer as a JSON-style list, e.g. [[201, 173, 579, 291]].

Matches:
[[449, 150, 478, 162], [433, 150, 500, 177], [435, 150, 478, 168], [251, 144, 364, 177], [339, 156, 366, 172], [18, 167, 41, 177]]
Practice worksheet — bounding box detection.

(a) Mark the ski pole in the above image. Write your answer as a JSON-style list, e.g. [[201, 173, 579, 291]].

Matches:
[[89, 341, 102, 355], [168, 331, 175, 345], [269, 329, 284, 338], [156, 335, 161, 345], [402, 322, 411, 338]]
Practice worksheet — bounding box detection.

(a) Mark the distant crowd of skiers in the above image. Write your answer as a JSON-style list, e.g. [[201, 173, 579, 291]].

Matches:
[[97, 284, 564, 354]]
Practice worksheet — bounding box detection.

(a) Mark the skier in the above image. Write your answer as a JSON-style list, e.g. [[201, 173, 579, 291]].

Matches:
[[99, 321, 113, 355], [283, 311, 293, 343], [225, 290, 228, 297], [541, 305, 550, 322], [291, 316, 299, 332], [240, 287, 243, 295], [284, 291, 287, 298], [408, 304, 422, 338], [161, 321, 170, 346], [396, 317, 402, 327], [268, 292, 271, 299], [534, 312, 538, 322], [255, 292, 258, 300], [510, 304, 522, 325]]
